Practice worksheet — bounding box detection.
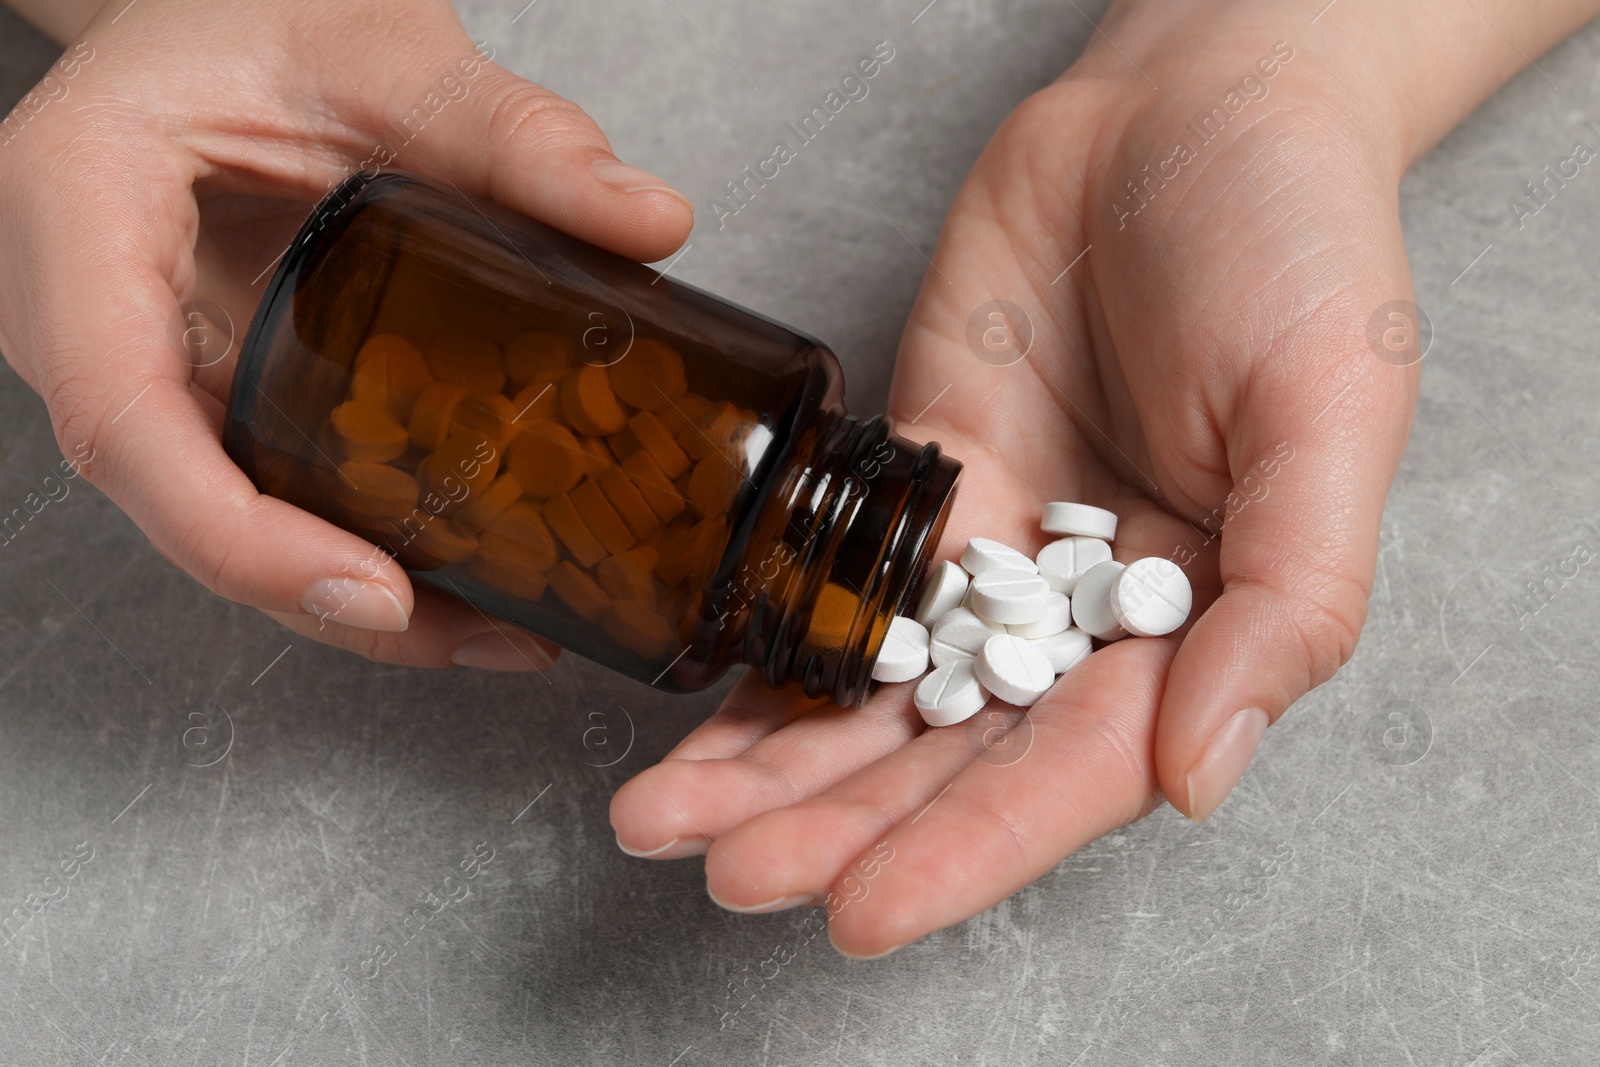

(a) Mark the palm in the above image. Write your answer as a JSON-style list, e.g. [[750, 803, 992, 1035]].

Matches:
[[612, 61, 1419, 955]]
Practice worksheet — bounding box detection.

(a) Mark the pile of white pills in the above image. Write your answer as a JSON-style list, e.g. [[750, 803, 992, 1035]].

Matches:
[[869, 502, 1195, 727]]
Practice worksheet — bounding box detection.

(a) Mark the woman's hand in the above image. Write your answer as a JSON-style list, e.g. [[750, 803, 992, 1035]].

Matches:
[[611, 0, 1597, 956], [0, 0, 691, 669]]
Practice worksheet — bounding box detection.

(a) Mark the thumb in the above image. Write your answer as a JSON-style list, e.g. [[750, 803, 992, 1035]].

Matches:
[[343, 24, 693, 263], [1155, 302, 1419, 823]]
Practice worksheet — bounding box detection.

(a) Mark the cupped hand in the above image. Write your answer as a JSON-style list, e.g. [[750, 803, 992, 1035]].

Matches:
[[0, 0, 691, 669], [612, 3, 1419, 956]]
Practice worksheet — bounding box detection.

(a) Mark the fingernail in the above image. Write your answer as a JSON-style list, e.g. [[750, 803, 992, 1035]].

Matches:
[[452, 629, 556, 671], [591, 158, 690, 204], [300, 578, 408, 632], [1186, 707, 1270, 824], [828, 925, 907, 961], [706, 886, 811, 915], [615, 833, 709, 860]]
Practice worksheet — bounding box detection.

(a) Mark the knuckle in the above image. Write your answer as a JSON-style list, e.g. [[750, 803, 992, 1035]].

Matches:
[[744, 750, 806, 808], [1268, 570, 1369, 683], [167, 503, 244, 599], [947, 789, 1031, 867], [331, 627, 412, 666], [42, 370, 117, 488], [1096, 714, 1157, 799], [484, 82, 598, 154]]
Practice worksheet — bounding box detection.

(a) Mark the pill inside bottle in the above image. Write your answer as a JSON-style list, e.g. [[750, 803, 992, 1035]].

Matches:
[[225, 172, 962, 705]]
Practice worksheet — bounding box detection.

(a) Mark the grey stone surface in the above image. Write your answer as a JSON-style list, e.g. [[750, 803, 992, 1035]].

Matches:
[[2, 1, 1600, 1063]]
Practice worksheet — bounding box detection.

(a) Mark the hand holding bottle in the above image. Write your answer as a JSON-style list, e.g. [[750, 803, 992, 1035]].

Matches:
[[0, 0, 692, 670]]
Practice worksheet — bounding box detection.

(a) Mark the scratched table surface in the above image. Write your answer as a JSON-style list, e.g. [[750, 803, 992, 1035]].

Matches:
[[3, 1, 1600, 1064]]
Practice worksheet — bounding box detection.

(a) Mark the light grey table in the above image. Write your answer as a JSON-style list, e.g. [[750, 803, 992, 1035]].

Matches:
[[3, 2, 1599, 1063]]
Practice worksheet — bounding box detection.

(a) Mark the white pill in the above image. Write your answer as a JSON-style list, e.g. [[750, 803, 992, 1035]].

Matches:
[[1036, 536, 1113, 594], [1109, 557, 1193, 637], [975, 634, 1056, 706], [912, 560, 969, 628], [969, 568, 1051, 625], [914, 659, 990, 727], [929, 607, 1006, 668], [1007, 592, 1071, 638], [1071, 560, 1128, 641], [1041, 502, 1118, 541], [870, 615, 930, 683], [960, 537, 1037, 577], [1029, 627, 1092, 674]]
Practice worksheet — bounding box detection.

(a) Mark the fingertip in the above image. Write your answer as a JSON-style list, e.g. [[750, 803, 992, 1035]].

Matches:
[[299, 576, 410, 633], [609, 763, 708, 856], [828, 922, 908, 961], [450, 628, 559, 671], [495, 150, 693, 264], [705, 885, 810, 915], [1181, 706, 1269, 823], [589, 158, 694, 215], [615, 833, 707, 860], [583, 157, 695, 262]]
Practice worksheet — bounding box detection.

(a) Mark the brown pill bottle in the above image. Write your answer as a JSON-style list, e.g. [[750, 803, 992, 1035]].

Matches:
[[225, 171, 961, 706]]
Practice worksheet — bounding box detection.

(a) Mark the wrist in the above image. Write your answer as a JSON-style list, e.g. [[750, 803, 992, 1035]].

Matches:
[[1082, 0, 1600, 172]]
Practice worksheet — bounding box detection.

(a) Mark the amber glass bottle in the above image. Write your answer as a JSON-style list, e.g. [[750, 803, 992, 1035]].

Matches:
[[225, 172, 960, 706]]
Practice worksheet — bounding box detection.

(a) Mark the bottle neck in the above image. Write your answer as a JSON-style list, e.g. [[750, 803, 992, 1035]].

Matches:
[[742, 411, 961, 707]]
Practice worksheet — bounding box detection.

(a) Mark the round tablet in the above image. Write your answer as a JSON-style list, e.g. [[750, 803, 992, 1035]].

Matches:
[[542, 494, 608, 568], [960, 537, 1037, 577], [609, 338, 687, 410], [929, 608, 1006, 668], [454, 471, 523, 536], [597, 464, 661, 540], [1109, 557, 1193, 637], [1028, 627, 1092, 674], [509, 373, 565, 425], [871, 616, 931, 683], [969, 569, 1051, 625], [914, 659, 990, 727], [1071, 560, 1127, 641], [352, 334, 433, 422], [330, 401, 409, 463], [597, 548, 659, 603], [686, 453, 742, 518], [424, 430, 499, 499], [1041, 502, 1118, 541], [477, 500, 559, 575], [571, 479, 637, 555], [414, 516, 478, 564], [452, 393, 520, 450], [506, 422, 585, 499], [975, 634, 1055, 706], [408, 383, 472, 452], [602, 599, 675, 658], [561, 364, 628, 436], [627, 410, 691, 478], [334, 461, 417, 518], [621, 450, 686, 523], [1035, 536, 1113, 594], [549, 560, 612, 622], [504, 329, 572, 390], [913, 560, 969, 628], [1007, 592, 1071, 638]]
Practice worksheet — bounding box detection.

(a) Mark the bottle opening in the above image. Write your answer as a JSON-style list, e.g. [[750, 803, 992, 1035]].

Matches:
[[734, 412, 961, 707]]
